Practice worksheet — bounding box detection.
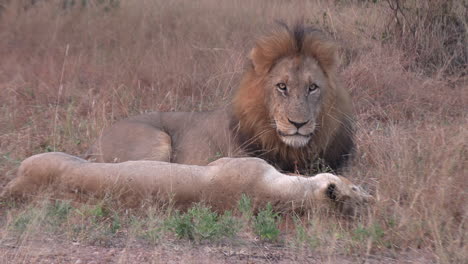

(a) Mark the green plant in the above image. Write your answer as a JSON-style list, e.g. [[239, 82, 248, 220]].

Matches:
[[46, 200, 73, 222], [12, 210, 34, 232], [87, 203, 108, 221], [253, 203, 280, 242], [142, 227, 163, 244], [10, 206, 47, 235], [352, 223, 385, 243], [165, 203, 240, 241], [66, 202, 121, 245], [217, 211, 242, 238], [293, 216, 320, 249], [238, 194, 253, 220], [189, 205, 219, 240], [208, 151, 224, 162], [166, 210, 195, 240], [110, 212, 121, 234], [129, 208, 164, 244]]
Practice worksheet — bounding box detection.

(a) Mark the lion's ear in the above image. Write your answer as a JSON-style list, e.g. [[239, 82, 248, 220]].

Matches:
[[248, 47, 272, 75], [307, 39, 339, 75]]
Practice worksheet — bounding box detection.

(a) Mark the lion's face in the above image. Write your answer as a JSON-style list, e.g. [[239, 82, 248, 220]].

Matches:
[[266, 55, 327, 148]]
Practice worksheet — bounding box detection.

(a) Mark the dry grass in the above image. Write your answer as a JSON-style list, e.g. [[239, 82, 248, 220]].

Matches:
[[0, 0, 466, 263]]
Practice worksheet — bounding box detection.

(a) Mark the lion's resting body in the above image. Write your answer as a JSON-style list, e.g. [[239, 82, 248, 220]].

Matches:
[[3, 152, 371, 213], [87, 24, 354, 173], [88, 108, 236, 166]]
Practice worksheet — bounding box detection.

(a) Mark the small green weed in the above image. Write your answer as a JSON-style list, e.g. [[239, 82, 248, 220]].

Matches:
[[130, 207, 165, 244], [217, 211, 241, 238], [238, 194, 253, 219], [352, 223, 385, 243], [110, 212, 121, 234], [142, 226, 163, 244], [207, 151, 224, 162], [68, 203, 121, 245], [12, 210, 35, 232], [190, 205, 220, 239], [166, 210, 195, 240], [165, 203, 241, 241], [88, 203, 108, 219], [293, 216, 319, 249], [253, 203, 280, 242], [46, 200, 73, 222], [10, 205, 47, 235]]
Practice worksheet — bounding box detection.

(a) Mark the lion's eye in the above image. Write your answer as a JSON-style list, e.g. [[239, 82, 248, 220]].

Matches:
[[308, 83, 319, 93], [276, 83, 287, 92]]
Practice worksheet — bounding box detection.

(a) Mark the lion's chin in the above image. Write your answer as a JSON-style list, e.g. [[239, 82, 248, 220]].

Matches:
[[279, 135, 311, 148]]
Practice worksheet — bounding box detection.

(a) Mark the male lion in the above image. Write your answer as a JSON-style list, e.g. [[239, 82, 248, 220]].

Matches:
[[87, 24, 354, 173]]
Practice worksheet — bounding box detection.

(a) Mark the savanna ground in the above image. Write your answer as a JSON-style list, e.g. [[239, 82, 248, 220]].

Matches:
[[0, 0, 466, 263]]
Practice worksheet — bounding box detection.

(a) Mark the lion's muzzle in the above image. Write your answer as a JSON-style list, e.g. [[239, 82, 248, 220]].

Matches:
[[275, 120, 316, 148]]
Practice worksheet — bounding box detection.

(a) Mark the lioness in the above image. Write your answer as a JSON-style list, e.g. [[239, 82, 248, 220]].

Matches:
[[3, 152, 371, 213], [87, 24, 354, 173]]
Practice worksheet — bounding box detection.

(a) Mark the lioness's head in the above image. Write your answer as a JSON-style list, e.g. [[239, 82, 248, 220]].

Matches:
[[234, 24, 339, 149]]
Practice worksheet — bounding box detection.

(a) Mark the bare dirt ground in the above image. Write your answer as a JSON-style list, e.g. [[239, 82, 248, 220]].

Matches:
[[0, 235, 435, 264]]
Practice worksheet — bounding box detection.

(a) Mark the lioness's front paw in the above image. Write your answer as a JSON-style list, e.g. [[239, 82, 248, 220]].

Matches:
[[314, 173, 373, 215]]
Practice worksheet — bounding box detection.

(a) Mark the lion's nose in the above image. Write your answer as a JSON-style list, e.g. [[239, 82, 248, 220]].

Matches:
[[288, 119, 309, 129]]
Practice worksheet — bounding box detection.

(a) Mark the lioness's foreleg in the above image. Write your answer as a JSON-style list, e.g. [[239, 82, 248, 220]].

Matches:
[[2, 153, 371, 212]]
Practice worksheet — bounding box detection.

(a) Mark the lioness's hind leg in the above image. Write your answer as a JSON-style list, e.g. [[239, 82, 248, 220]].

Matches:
[[86, 121, 172, 163]]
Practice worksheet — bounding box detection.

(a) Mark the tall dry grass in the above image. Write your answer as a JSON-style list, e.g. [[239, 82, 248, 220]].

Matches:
[[0, 0, 466, 262]]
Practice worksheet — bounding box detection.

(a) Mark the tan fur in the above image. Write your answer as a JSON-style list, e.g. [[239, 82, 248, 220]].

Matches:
[[2, 153, 371, 213], [86, 24, 354, 173], [232, 25, 353, 172]]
